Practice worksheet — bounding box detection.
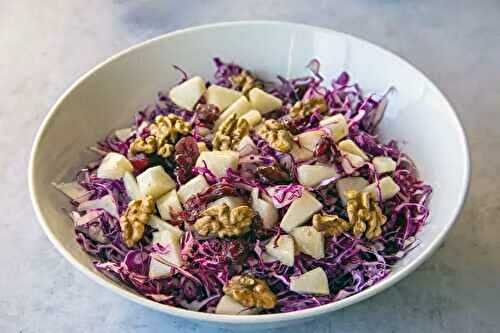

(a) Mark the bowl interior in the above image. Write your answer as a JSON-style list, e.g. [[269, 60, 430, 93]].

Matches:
[[30, 22, 469, 325]]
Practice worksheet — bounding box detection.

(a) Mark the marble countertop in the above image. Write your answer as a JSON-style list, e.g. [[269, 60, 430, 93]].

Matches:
[[2, 1, 499, 332]]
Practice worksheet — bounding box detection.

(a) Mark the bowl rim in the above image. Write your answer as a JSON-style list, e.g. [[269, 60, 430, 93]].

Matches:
[[29, 20, 471, 324]]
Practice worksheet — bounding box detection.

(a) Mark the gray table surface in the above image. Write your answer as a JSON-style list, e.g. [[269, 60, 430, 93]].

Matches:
[[2, 0, 499, 332]]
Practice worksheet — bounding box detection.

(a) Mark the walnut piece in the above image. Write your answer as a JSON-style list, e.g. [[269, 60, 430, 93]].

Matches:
[[229, 70, 262, 94], [193, 203, 253, 238], [345, 190, 387, 240], [312, 213, 351, 237], [129, 114, 191, 157], [289, 97, 328, 119], [212, 113, 250, 151], [223, 275, 277, 309], [256, 119, 293, 153], [119, 195, 155, 247]]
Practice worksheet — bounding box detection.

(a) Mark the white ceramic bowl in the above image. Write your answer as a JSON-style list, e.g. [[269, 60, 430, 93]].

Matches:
[[29, 21, 470, 329]]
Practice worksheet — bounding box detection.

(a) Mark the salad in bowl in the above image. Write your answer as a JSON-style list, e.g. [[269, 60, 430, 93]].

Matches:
[[53, 58, 431, 315]]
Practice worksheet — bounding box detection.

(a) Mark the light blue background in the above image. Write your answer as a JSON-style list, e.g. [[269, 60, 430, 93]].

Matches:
[[2, 1, 499, 332]]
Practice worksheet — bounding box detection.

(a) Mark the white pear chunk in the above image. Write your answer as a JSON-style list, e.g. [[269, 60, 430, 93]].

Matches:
[[373, 156, 397, 174], [320, 114, 348, 142], [204, 84, 242, 111], [213, 96, 252, 130], [252, 196, 279, 229], [291, 226, 325, 259], [195, 151, 239, 178], [52, 181, 88, 200], [148, 215, 183, 239], [290, 143, 314, 162], [248, 88, 283, 114], [265, 235, 295, 266], [114, 127, 132, 141], [237, 136, 258, 156], [177, 175, 209, 203], [341, 153, 365, 174], [290, 267, 329, 295], [210, 196, 245, 209], [122, 171, 141, 200], [148, 229, 183, 279], [97, 152, 134, 180], [240, 109, 262, 126], [280, 190, 323, 233], [215, 295, 256, 315], [137, 166, 176, 199], [364, 176, 401, 201], [336, 177, 369, 205], [297, 164, 339, 187], [338, 139, 368, 160], [168, 76, 206, 111], [156, 190, 182, 220], [77, 194, 118, 218], [296, 130, 324, 152]]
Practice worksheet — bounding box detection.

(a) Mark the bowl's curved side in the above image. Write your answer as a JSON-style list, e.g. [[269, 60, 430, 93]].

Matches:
[[29, 21, 470, 326]]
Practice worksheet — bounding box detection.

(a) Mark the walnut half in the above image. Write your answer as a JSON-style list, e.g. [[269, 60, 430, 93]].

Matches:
[[193, 203, 253, 238], [212, 113, 250, 151], [289, 97, 328, 119], [312, 213, 350, 237], [129, 114, 191, 158], [223, 275, 277, 309], [256, 119, 293, 153], [345, 190, 387, 240], [119, 195, 155, 247]]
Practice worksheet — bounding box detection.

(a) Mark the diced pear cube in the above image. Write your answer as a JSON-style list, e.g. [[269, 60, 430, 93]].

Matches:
[[97, 152, 134, 179], [204, 84, 242, 111], [252, 197, 279, 229], [290, 143, 314, 162], [237, 136, 258, 156], [296, 130, 324, 152], [177, 175, 209, 203], [320, 114, 348, 142], [290, 267, 329, 295], [364, 176, 400, 201], [77, 194, 118, 218], [265, 235, 295, 266], [122, 171, 141, 200], [240, 109, 262, 126], [373, 156, 397, 174], [214, 96, 252, 130], [341, 153, 365, 174], [168, 76, 206, 111], [338, 139, 368, 160], [148, 229, 183, 279], [137, 166, 176, 199], [291, 226, 325, 259], [297, 164, 339, 187], [336, 177, 369, 205], [215, 295, 256, 315], [156, 190, 182, 220], [148, 215, 183, 239], [280, 190, 323, 233], [195, 151, 239, 178], [114, 127, 132, 141], [248, 88, 283, 114], [210, 196, 245, 209]]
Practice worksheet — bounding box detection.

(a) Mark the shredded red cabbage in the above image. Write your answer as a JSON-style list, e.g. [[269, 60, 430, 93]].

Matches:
[[62, 58, 432, 314]]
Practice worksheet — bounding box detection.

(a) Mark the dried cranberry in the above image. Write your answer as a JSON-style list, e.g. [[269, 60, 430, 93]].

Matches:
[[130, 158, 149, 173], [174, 136, 200, 184], [193, 104, 219, 128], [256, 165, 291, 184]]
